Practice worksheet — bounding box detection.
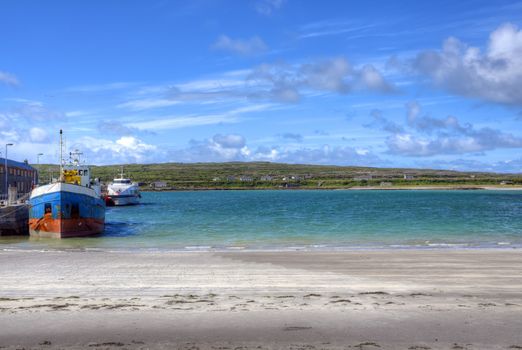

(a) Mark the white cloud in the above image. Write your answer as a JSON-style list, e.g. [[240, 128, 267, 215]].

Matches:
[[369, 102, 522, 156], [171, 133, 251, 162], [212, 134, 246, 149], [73, 136, 159, 164], [171, 133, 383, 166], [411, 23, 522, 105], [247, 57, 396, 102], [358, 65, 395, 92], [0, 71, 19, 86], [161, 58, 394, 105], [14, 101, 66, 122], [212, 35, 268, 55], [29, 127, 49, 143], [255, 0, 284, 15], [0, 130, 19, 142], [251, 144, 384, 166]]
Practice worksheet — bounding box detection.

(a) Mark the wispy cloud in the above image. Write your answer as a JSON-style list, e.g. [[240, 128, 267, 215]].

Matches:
[[127, 114, 237, 131], [299, 20, 377, 39], [65, 82, 139, 93], [65, 110, 92, 117], [127, 104, 272, 131], [0, 71, 20, 87], [212, 35, 268, 56], [255, 0, 285, 16], [279, 132, 303, 142], [117, 98, 181, 111]]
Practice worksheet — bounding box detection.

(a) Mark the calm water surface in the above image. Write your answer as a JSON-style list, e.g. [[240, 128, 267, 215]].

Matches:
[[2, 190, 522, 251]]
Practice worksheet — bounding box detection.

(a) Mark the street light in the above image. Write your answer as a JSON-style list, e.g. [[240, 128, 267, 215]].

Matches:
[[36, 153, 43, 186], [5, 143, 13, 199]]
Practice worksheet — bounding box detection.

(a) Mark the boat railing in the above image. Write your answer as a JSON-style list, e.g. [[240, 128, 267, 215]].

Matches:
[[0, 192, 31, 207]]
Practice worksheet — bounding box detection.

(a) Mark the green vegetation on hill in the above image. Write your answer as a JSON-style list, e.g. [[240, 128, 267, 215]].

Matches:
[[34, 162, 522, 190]]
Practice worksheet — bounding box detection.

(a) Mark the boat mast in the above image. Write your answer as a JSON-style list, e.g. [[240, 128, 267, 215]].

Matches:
[[59, 129, 63, 182]]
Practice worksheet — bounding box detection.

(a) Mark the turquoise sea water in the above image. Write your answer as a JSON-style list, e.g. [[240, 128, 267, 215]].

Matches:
[[2, 190, 522, 251]]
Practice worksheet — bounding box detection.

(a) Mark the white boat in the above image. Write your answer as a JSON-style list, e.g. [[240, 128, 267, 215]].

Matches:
[[105, 168, 140, 206]]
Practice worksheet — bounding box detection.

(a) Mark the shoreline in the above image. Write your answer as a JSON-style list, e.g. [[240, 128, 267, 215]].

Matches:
[[1, 241, 521, 253], [1, 249, 521, 349], [142, 185, 522, 192]]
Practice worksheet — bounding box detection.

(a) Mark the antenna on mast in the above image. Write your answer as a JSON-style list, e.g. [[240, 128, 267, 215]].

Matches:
[[59, 129, 64, 182]]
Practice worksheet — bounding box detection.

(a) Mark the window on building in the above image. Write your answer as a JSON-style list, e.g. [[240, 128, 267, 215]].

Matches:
[[44, 203, 52, 214]]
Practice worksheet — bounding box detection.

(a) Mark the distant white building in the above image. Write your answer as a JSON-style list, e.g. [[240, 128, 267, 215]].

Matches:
[[239, 175, 253, 182], [260, 175, 273, 181], [403, 174, 415, 180], [150, 181, 167, 188], [353, 174, 373, 181]]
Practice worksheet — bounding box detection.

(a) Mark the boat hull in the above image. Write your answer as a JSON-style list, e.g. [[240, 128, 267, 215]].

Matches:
[[107, 194, 140, 206], [29, 183, 105, 238]]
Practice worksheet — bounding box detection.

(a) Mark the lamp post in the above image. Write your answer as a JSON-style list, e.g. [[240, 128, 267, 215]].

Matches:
[[36, 153, 43, 186], [5, 143, 13, 198]]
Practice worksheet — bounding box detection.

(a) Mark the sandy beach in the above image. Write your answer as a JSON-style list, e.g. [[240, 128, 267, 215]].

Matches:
[[0, 249, 521, 349]]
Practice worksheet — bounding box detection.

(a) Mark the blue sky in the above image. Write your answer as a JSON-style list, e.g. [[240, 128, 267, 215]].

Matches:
[[1, 0, 522, 172]]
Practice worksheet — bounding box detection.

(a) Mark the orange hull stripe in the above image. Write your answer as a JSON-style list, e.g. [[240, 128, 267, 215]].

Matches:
[[29, 217, 104, 238]]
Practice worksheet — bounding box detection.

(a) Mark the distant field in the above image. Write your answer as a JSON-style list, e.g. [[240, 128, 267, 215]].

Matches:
[[35, 161, 522, 190]]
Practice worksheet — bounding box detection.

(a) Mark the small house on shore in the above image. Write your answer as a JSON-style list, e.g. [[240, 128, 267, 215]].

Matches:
[[149, 181, 167, 189], [353, 174, 373, 181]]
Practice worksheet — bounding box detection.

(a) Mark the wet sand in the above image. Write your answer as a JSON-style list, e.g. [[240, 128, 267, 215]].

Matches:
[[0, 249, 521, 349]]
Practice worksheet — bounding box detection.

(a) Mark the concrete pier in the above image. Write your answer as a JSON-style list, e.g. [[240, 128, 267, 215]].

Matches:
[[0, 187, 29, 236], [0, 204, 29, 236]]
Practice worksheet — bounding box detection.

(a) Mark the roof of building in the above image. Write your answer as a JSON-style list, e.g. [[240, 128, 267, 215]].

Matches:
[[0, 157, 36, 171]]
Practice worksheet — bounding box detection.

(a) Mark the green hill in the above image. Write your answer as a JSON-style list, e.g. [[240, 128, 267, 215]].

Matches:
[[34, 161, 522, 190]]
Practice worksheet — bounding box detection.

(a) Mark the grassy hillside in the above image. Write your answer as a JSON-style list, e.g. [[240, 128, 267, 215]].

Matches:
[[34, 162, 522, 190]]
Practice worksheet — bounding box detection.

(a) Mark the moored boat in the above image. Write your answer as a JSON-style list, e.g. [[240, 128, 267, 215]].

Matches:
[[28, 131, 105, 238], [105, 167, 140, 206]]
